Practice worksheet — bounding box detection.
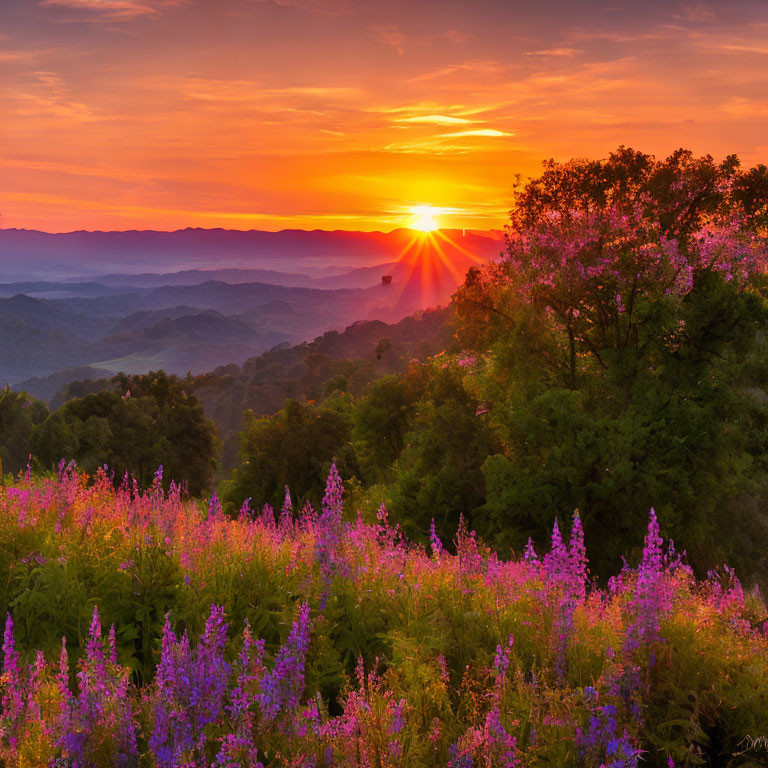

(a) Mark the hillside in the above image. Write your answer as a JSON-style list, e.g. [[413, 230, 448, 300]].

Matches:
[[38, 306, 453, 469], [0, 467, 765, 766]]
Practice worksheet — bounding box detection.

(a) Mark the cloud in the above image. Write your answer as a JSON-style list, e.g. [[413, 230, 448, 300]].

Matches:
[[444, 29, 470, 44], [39, 0, 183, 21], [397, 114, 477, 125], [438, 129, 513, 138], [714, 42, 768, 55], [382, 126, 515, 155], [0, 50, 35, 62], [12, 71, 99, 121], [0, 156, 147, 183], [720, 96, 768, 117], [381, 139, 473, 155], [525, 47, 581, 57], [274, 85, 365, 98], [251, 0, 352, 15], [176, 78, 366, 105], [680, 4, 716, 23], [411, 60, 507, 82], [371, 25, 406, 55]]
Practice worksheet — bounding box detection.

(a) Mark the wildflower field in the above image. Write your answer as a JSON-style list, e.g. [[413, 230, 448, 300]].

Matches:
[[2, 463, 768, 768]]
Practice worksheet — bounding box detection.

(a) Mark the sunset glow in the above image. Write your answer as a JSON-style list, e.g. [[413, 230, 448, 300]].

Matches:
[[1, 1, 767, 232]]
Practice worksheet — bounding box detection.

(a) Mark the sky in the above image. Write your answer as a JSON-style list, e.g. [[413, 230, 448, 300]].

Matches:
[[1, 0, 767, 233]]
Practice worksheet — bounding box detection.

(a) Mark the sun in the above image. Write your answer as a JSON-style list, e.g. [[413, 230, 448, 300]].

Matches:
[[410, 205, 441, 232]]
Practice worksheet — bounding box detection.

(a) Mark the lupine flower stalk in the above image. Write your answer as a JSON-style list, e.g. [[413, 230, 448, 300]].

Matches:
[[150, 604, 231, 767], [1, 614, 24, 752], [58, 606, 138, 767], [258, 603, 311, 724]]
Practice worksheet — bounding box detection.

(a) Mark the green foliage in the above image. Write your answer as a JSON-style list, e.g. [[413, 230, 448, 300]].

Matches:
[[383, 364, 501, 542], [466, 273, 768, 577], [185, 307, 453, 472], [30, 371, 217, 494], [224, 397, 354, 513], [352, 375, 418, 483], [0, 387, 49, 477]]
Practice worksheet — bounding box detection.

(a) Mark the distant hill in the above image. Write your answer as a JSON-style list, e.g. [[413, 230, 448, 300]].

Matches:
[[0, 281, 134, 299], [0, 294, 107, 341], [72, 268, 323, 289], [0, 317, 100, 381], [0, 279, 406, 382], [36, 307, 453, 470], [191, 306, 454, 469], [0, 227, 499, 384], [16, 366, 114, 404]]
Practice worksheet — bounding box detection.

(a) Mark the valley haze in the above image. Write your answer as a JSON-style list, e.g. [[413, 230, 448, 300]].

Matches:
[[0, 226, 501, 386]]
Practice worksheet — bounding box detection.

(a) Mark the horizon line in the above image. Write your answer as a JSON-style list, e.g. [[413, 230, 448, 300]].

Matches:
[[0, 225, 506, 237]]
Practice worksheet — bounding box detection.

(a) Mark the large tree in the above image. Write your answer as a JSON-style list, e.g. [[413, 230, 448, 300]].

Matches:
[[454, 148, 768, 576]]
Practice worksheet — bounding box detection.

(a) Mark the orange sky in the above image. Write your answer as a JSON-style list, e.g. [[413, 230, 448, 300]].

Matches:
[[1, 0, 767, 232]]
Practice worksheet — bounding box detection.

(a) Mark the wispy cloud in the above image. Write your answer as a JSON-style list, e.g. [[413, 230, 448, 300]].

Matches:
[[679, 4, 716, 23], [411, 59, 507, 82], [0, 50, 38, 62], [525, 47, 581, 57], [720, 96, 768, 117], [12, 71, 101, 121], [438, 128, 513, 138], [274, 85, 365, 98], [398, 114, 477, 125], [176, 78, 365, 103], [39, 0, 183, 21], [714, 42, 768, 55], [381, 139, 474, 155], [444, 29, 470, 44], [371, 25, 405, 55], [383, 127, 514, 155], [251, 0, 352, 15], [0, 156, 148, 183]]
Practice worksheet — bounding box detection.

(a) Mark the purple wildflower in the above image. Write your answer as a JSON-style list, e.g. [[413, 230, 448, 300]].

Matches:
[[59, 606, 137, 767], [569, 511, 588, 601], [429, 518, 443, 556], [258, 603, 311, 723], [322, 463, 343, 522], [315, 465, 348, 607], [1, 614, 23, 749], [523, 538, 539, 565], [279, 486, 293, 532], [387, 698, 406, 734], [575, 688, 641, 768], [625, 509, 669, 652], [209, 489, 223, 517], [150, 605, 231, 767]]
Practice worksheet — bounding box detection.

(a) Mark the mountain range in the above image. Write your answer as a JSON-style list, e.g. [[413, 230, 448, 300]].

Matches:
[[0, 227, 501, 280], [1, 227, 502, 386]]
